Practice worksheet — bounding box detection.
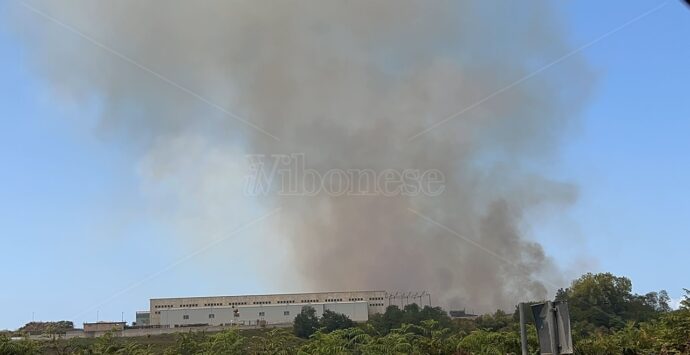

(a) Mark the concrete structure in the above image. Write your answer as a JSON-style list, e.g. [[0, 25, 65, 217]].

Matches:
[[149, 290, 387, 327], [57, 323, 292, 340], [83, 322, 126, 333], [134, 311, 150, 326]]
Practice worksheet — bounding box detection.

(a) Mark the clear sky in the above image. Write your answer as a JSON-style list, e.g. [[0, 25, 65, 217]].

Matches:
[[1, 1, 689, 330]]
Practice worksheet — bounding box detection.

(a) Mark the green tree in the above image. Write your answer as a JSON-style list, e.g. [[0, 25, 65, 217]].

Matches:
[[202, 328, 245, 355], [249, 328, 299, 355], [92, 331, 123, 354], [475, 309, 513, 332], [298, 328, 371, 354], [294, 306, 319, 339], [369, 304, 452, 335], [656, 307, 690, 352], [457, 329, 522, 355], [163, 331, 206, 355], [565, 272, 662, 332], [680, 288, 690, 310], [319, 310, 355, 333], [0, 334, 40, 355], [361, 330, 415, 354], [415, 320, 459, 354], [657, 290, 672, 313]]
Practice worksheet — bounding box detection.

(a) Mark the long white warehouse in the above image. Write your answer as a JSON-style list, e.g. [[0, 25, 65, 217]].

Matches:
[[159, 302, 369, 327], [145, 290, 387, 327]]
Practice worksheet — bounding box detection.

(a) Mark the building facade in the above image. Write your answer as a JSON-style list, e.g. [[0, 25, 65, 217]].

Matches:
[[159, 301, 370, 327], [148, 290, 387, 327]]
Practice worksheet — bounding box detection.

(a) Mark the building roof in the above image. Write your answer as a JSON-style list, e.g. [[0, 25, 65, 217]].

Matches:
[[150, 290, 386, 301]]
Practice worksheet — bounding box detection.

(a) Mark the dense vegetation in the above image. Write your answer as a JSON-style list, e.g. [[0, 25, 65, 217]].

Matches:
[[1, 272, 688, 354], [16, 323, 74, 336]]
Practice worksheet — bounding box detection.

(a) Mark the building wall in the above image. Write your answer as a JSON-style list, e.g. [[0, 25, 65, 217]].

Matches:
[[158, 302, 369, 327], [135, 311, 150, 326], [83, 322, 125, 333], [150, 290, 386, 326]]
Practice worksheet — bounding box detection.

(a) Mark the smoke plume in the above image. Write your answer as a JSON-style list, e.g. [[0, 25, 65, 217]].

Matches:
[[6, 0, 592, 311]]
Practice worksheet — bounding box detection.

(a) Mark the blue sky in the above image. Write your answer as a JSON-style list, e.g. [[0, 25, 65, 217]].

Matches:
[[1, 1, 689, 330]]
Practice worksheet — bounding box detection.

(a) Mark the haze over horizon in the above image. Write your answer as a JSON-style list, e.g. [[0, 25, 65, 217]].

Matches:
[[1, 1, 688, 330]]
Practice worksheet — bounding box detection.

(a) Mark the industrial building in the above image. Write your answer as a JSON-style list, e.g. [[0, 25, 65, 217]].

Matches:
[[143, 290, 388, 328], [134, 311, 150, 326]]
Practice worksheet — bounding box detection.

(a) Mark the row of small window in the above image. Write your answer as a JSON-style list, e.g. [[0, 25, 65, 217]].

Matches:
[[258, 311, 290, 316], [158, 301, 252, 309], [370, 303, 384, 307], [181, 314, 215, 320], [180, 311, 292, 319], [156, 297, 384, 310]]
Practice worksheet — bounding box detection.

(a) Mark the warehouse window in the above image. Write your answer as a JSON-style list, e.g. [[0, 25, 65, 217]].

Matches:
[[284, 311, 290, 316], [183, 315, 189, 320], [209, 314, 215, 319]]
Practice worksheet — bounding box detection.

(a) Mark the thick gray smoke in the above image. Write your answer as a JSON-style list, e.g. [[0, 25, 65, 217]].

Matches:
[[6, 1, 591, 311]]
